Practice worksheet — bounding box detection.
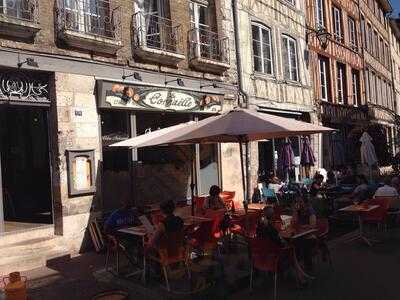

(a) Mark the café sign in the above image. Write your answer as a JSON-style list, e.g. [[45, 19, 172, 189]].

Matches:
[[97, 80, 222, 113]]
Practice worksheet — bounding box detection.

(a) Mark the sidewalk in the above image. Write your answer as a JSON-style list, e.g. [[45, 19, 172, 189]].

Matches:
[[3, 228, 400, 300]]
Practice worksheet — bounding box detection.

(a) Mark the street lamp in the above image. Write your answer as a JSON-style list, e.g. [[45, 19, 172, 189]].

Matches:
[[306, 27, 331, 50]]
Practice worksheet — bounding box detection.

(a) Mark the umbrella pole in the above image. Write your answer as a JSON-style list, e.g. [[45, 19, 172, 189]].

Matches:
[[239, 140, 248, 212], [191, 144, 196, 216]]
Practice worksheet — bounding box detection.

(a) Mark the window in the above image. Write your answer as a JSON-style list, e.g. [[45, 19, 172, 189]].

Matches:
[[336, 62, 346, 104], [282, 35, 298, 81], [351, 69, 361, 106], [373, 30, 378, 56], [189, 1, 209, 30], [361, 16, 366, 49], [319, 56, 330, 101], [315, 0, 325, 28], [367, 23, 372, 52], [384, 44, 389, 67], [251, 23, 273, 75], [332, 6, 343, 42], [379, 37, 384, 62], [348, 17, 357, 51], [370, 71, 376, 103], [285, 0, 295, 5]]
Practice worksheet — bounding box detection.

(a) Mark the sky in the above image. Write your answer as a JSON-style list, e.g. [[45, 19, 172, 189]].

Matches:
[[393, 0, 400, 16]]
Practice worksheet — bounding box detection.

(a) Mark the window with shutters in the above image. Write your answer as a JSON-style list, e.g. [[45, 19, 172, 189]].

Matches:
[[319, 56, 330, 102], [336, 62, 346, 104], [251, 23, 274, 75], [282, 35, 298, 81], [351, 69, 361, 106], [332, 6, 343, 43], [348, 17, 357, 51], [315, 0, 325, 29]]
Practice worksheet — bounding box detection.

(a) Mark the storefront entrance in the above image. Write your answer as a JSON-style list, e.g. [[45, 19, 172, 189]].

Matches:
[[0, 106, 53, 233]]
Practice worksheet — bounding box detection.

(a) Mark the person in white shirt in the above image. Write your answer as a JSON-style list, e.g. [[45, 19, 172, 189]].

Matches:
[[374, 177, 399, 209]]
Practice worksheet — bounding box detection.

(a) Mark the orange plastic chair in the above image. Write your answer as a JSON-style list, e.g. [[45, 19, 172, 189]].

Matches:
[[248, 237, 288, 300], [147, 231, 190, 291]]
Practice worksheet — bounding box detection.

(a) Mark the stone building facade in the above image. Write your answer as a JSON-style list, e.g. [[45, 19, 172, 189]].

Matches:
[[389, 17, 400, 154], [306, 0, 367, 170], [0, 0, 239, 274], [359, 0, 396, 166], [237, 0, 318, 188]]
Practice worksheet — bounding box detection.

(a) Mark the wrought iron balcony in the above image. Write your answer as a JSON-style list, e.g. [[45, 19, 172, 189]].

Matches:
[[133, 12, 185, 66], [57, 0, 122, 54], [0, 0, 40, 39], [188, 28, 230, 73]]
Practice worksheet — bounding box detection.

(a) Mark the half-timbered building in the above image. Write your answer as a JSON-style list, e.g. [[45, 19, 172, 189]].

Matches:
[[306, 0, 367, 170]]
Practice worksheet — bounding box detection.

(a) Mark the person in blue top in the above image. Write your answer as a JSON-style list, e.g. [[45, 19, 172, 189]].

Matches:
[[104, 198, 139, 235], [104, 198, 140, 260]]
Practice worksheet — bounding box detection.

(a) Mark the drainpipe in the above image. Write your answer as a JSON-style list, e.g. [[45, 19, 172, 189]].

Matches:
[[232, 0, 252, 202]]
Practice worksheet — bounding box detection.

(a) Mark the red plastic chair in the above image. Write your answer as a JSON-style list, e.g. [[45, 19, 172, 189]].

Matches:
[[188, 220, 218, 255], [151, 212, 165, 227], [315, 218, 332, 266], [231, 211, 260, 238], [220, 191, 236, 210], [363, 197, 391, 231], [193, 196, 207, 212], [248, 237, 286, 300]]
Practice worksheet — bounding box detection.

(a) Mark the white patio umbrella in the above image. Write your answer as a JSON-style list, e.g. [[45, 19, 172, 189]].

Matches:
[[111, 109, 334, 213], [360, 132, 378, 180]]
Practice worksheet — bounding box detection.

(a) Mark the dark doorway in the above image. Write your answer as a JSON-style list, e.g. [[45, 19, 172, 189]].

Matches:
[[0, 106, 53, 225]]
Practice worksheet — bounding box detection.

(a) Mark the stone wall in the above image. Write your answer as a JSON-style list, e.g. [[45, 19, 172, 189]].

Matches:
[[54, 73, 101, 253]]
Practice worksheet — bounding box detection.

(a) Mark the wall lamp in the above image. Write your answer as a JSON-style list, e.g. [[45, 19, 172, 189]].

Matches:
[[200, 82, 219, 89], [306, 27, 331, 50], [17, 58, 38, 68], [165, 78, 185, 87], [122, 71, 142, 81]]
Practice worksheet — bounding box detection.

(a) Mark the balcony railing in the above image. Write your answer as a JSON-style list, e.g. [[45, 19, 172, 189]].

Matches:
[[0, 0, 39, 23], [188, 28, 229, 63], [133, 12, 182, 54], [57, 0, 121, 41]]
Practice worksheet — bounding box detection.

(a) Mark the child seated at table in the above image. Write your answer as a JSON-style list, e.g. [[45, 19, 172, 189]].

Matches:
[[149, 200, 184, 249]]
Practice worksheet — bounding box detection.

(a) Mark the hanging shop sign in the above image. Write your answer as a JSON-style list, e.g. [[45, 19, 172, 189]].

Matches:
[[97, 80, 222, 113], [0, 68, 50, 105]]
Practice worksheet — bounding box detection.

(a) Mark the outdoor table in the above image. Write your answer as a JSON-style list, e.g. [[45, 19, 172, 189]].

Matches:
[[279, 225, 318, 279], [339, 204, 380, 246], [248, 203, 269, 211], [118, 216, 212, 281], [118, 226, 147, 282]]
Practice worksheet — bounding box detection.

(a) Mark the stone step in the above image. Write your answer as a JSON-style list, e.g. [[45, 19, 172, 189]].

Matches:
[[0, 237, 69, 276], [0, 225, 54, 247], [0, 236, 58, 257]]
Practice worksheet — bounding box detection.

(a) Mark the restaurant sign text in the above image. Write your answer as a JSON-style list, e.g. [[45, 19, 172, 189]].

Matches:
[[97, 80, 222, 113]]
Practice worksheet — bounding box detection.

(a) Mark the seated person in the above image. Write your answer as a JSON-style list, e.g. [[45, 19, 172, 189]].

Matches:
[[339, 166, 357, 185], [256, 206, 285, 247], [104, 198, 140, 255], [203, 185, 226, 211], [350, 175, 369, 203], [292, 196, 317, 272], [268, 176, 284, 194], [310, 174, 324, 197], [374, 177, 400, 210], [149, 200, 184, 249], [104, 198, 139, 235], [326, 170, 336, 186]]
